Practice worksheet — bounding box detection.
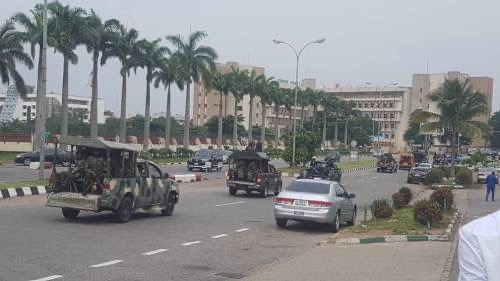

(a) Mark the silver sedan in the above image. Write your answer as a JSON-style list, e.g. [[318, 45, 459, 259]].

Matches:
[[274, 179, 356, 233]]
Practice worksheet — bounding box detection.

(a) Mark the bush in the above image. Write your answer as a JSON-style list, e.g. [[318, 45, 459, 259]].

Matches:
[[413, 199, 443, 226], [178, 148, 194, 157], [372, 199, 393, 218], [430, 187, 454, 209], [224, 145, 230, 150], [455, 168, 472, 185], [158, 148, 173, 158], [399, 187, 413, 205], [392, 192, 407, 210], [139, 151, 153, 160], [148, 149, 158, 158], [208, 145, 214, 150], [424, 168, 445, 185]]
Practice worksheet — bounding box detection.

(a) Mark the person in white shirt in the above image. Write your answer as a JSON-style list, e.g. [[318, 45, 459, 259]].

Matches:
[[459, 210, 500, 281]]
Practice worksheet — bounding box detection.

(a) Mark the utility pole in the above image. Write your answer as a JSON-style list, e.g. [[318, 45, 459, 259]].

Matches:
[[37, 0, 48, 179]]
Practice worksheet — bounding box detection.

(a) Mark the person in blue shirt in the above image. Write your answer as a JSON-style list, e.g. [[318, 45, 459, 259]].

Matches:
[[485, 171, 497, 202]]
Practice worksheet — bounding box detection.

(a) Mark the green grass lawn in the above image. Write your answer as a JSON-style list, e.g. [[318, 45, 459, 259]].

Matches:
[[0, 179, 48, 189], [0, 151, 23, 164], [278, 159, 376, 174], [152, 157, 188, 164]]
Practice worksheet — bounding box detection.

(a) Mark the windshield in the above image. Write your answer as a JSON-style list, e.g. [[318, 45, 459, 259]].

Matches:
[[479, 168, 496, 173], [411, 168, 428, 173], [286, 181, 331, 194]]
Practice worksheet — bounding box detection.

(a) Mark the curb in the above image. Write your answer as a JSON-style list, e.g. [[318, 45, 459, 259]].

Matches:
[[157, 162, 184, 165], [331, 210, 460, 245], [0, 186, 47, 200], [282, 164, 376, 178]]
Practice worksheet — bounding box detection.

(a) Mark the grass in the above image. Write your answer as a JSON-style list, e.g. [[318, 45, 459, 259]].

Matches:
[[278, 159, 376, 174], [0, 151, 22, 164], [152, 157, 188, 164], [0, 179, 48, 189]]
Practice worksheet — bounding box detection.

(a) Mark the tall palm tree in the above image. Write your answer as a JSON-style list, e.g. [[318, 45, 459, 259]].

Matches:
[[270, 87, 285, 145], [153, 55, 184, 149], [244, 69, 265, 142], [0, 20, 34, 95], [101, 23, 138, 143], [226, 67, 246, 148], [259, 76, 279, 144], [49, 1, 86, 139], [81, 10, 118, 137], [210, 71, 230, 149], [166, 31, 217, 149], [282, 88, 294, 131], [134, 38, 169, 150], [310, 90, 324, 129], [321, 95, 337, 148], [411, 78, 489, 177], [299, 88, 313, 129]]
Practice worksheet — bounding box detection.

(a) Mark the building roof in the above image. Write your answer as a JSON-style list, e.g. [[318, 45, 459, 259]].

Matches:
[[58, 136, 138, 152]]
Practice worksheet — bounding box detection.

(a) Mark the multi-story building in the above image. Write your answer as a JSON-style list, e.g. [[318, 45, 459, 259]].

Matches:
[[0, 85, 105, 123]]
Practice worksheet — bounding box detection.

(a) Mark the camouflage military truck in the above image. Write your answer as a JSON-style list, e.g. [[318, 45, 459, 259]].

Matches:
[[46, 136, 179, 223]]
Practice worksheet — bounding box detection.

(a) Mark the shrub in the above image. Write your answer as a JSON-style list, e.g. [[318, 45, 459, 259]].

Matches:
[[208, 145, 214, 150], [392, 192, 407, 210], [399, 187, 413, 205], [178, 148, 194, 157], [224, 145, 230, 150], [413, 199, 443, 226], [455, 168, 472, 185], [430, 187, 454, 209], [158, 148, 173, 158], [424, 168, 445, 185], [148, 149, 158, 158], [139, 151, 153, 160], [372, 199, 393, 218]]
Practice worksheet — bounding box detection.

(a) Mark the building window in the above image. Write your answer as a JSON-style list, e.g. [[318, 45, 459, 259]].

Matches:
[[391, 123, 395, 129], [23, 112, 27, 116], [370, 103, 374, 108], [383, 113, 388, 119], [390, 113, 395, 119], [204, 104, 207, 108], [391, 134, 394, 139], [32, 105, 35, 109], [237, 106, 243, 111], [23, 105, 27, 109], [384, 123, 389, 129], [32, 113, 35, 117], [419, 98, 422, 103], [383, 103, 387, 108], [365, 103, 368, 108], [389, 102, 394, 108]]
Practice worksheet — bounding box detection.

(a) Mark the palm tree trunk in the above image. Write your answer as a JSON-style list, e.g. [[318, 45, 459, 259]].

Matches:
[[34, 45, 43, 149], [217, 91, 223, 149], [165, 84, 171, 150], [322, 109, 327, 148], [334, 121, 338, 146], [312, 105, 317, 129], [450, 129, 456, 178], [119, 72, 127, 143], [344, 120, 348, 145], [90, 51, 99, 138], [261, 101, 266, 144], [60, 56, 69, 138], [248, 96, 254, 142], [288, 109, 292, 131], [300, 105, 305, 129], [143, 72, 151, 150], [183, 82, 191, 150], [233, 99, 238, 149], [274, 104, 280, 145]]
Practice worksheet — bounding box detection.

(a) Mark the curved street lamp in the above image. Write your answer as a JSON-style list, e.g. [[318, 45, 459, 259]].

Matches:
[[273, 38, 325, 166]]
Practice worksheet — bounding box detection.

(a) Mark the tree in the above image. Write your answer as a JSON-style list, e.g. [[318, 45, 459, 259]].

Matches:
[[403, 122, 425, 146], [101, 22, 138, 143], [209, 71, 230, 149], [81, 10, 118, 137], [206, 115, 245, 136], [299, 88, 313, 129], [226, 67, 246, 148], [242, 69, 264, 142], [411, 78, 489, 177], [166, 30, 218, 149], [49, 1, 86, 139], [320, 94, 336, 147], [489, 110, 500, 149], [270, 87, 286, 145], [259, 76, 278, 143], [310, 90, 323, 129], [134, 38, 169, 150], [282, 129, 320, 166], [0, 20, 34, 95]]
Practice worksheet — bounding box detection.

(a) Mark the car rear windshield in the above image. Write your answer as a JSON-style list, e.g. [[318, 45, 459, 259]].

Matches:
[[479, 168, 495, 173], [196, 151, 213, 158], [286, 181, 331, 194]]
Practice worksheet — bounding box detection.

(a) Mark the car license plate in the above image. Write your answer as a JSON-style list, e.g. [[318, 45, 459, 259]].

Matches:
[[294, 211, 304, 216], [294, 199, 308, 206]]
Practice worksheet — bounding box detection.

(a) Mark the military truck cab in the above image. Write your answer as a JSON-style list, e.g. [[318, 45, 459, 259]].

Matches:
[[46, 136, 179, 223], [225, 151, 282, 198]]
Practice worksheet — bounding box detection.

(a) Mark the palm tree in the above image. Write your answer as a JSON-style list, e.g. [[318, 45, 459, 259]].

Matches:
[[134, 38, 169, 150], [270, 87, 285, 145], [81, 10, 118, 137], [411, 78, 489, 177], [321, 95, 337, 148], [101, 23, 138, 143], [259, 76, 279, 144], [49, 1, 86, 139], [225, 67, 246, 148], [281, 88, 294, 131], [244, 69, 265, 142], [153, 55, 184, 149], [0, 20, 34, 95], [310, 90, 324, 129], [299, 88, 313, 129], [210, 71, 230, 149], [166, 31, 217, 150]]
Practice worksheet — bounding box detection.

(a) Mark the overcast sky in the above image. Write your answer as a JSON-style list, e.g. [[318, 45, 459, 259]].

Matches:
[[1, 0, 500, 117]]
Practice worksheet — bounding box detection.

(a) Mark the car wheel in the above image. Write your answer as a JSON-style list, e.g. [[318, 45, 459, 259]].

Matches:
[[23, 158, 32, 166], [188, 167, 193, 171], [276, 218, 287, 228], [161, 193, 176, 216], [329, 212, 340, 233], [376, 168, 380, 173], [114, 196, 133, 223], [347, 208, 356, 226], [260, 184, 268, 198], [62, 208, 80, 219], [229, 187, 237, 196]]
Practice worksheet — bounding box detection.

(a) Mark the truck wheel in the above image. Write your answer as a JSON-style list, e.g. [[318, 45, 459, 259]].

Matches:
[[276, 218, 287, 228], [62, 208, 80, 219], [114, 197, 133, 223], [161, 193, 176, 216], [229, 187, 237, 196], [259, 184, 268, 198]]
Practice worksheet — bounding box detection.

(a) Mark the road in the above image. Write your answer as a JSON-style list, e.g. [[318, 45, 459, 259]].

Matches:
[[0, 168, 407, 281]]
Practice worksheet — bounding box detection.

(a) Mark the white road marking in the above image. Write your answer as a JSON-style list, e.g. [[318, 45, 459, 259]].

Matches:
[[30, 276, 64, 281], [215, 201, 245, 207], [182, 241, 202, 246], [371, 176, 377, 179], [357, 179, 365, 182], [211, 234, 228, 239], [142, 249, 168, 256], [90, 260, 123, 268], [235, 228, 250, 233]]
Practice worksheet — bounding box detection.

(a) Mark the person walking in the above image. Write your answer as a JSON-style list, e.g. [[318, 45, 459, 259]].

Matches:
[[486, 171, 497, 202]]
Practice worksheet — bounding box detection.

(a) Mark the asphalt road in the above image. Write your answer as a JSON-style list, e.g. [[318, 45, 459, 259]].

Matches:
[[0, 168, 407, 281]]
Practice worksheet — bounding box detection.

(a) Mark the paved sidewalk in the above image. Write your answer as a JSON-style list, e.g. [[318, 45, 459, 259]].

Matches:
[[243, 241, 452, 281]]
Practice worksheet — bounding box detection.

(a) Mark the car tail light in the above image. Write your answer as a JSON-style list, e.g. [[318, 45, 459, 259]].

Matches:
[[102, 183, 111, 190], [256, 175, 262, 183], [275, 197, 293, 205], [308, 200, 334, 207]]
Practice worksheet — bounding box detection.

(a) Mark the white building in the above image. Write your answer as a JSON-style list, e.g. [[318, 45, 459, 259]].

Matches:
[[0, 85, 105, 123]]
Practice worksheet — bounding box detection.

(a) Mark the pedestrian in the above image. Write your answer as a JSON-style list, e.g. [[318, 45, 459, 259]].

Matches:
[[485, 171, 497, 202], [458, 210, 500, 281]]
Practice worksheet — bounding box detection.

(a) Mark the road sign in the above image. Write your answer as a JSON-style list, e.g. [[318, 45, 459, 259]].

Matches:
[[351, 140, 357, 148]]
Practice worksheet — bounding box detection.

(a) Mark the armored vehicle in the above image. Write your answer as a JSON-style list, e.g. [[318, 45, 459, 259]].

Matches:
[[298, 160, 342, 182], [225, 151, 282, 197], [46, 136, 179, 223], [376, 153, 397, 173]]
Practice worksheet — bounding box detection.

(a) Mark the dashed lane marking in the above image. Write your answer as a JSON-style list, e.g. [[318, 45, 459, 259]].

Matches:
[[142, 249, 168, 256], [235, 228, 250, 233], [182, 241, 202, 246], [215, 201, 245, 207], [357, 179, 365, 182], [211, 234, 228, 239], [30, 276, 63, 281], [90, 260, 123, 268], [372, 176, 377, 179]]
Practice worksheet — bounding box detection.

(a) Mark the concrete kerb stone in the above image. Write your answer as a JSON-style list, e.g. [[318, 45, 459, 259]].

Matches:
[[282, 164, 376, 178], [0, 185, 47, 200]]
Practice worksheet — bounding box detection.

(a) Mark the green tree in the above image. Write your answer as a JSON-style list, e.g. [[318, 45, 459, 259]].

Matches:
[[282, 129, 320, 166], [226, 67, 247, 147], [243, 69, 265, 142], [411, 78, 489, 177], [489, 110, 500, 149], [403, 122, 426, 145], [206, 115, 245, 136], [270, 86, 286, 145], [209, 71, 230, 149], [259, 76, 279, 143], [167, 30, 217, 149]]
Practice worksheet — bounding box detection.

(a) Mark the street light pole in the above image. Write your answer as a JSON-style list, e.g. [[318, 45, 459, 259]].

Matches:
[[365, 82, 398, 151], [273, 38, 325, 166], [37, 0, 48, 179]]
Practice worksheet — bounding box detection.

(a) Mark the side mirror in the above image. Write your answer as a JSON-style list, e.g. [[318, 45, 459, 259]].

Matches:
[[349, 193, 356, 199]]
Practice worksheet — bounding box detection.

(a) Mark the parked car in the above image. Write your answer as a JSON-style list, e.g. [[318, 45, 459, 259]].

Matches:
[[274, 179, 356, 233], [417, 162, 433, 171], [477, 167, 498, 184], [187, 149, 223, 172], [15, 149, 74, 166], [407, 167, 429, 184]]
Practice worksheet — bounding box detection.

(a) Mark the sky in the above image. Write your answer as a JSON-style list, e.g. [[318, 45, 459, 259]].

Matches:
[[1, 0, 500, 117]]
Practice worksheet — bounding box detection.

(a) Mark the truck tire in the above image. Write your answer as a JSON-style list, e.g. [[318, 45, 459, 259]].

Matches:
[[62, 208, 80, 219], [259, 184, 268, 198], [114, 196, 133, 223], [161, 193, 176, 216], [229, 187, 237, 196]]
